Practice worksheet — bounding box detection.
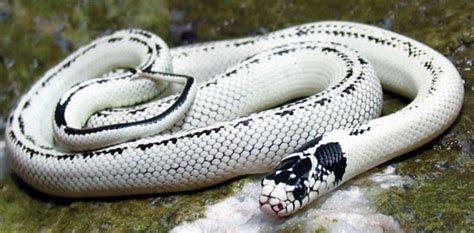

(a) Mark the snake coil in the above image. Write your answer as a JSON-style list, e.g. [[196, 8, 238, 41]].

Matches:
[[5, 21, 463, 217]]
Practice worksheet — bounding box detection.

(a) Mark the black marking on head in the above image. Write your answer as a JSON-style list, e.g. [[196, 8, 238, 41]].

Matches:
[[292, 183, 307, 200], [292, 157, 313, 178], [313, 142, 346, 184], [270, 170, 292, 185], [294, 136, 322, 153], [266, 154, 313, 202], [271, 156, 313, 184], [273, 155, 301, 171]]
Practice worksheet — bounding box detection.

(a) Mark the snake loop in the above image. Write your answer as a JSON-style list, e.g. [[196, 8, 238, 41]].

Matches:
[[5, 22, 463, 217]]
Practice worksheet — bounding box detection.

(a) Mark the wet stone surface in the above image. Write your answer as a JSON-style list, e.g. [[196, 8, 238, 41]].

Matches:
[[0, 0, 473, 232]]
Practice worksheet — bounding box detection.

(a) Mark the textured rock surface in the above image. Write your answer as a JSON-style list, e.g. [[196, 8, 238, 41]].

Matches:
[[0, 0, 472, 232]]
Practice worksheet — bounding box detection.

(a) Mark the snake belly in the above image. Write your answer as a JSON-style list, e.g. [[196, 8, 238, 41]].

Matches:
[[5, 21, 464, 217]]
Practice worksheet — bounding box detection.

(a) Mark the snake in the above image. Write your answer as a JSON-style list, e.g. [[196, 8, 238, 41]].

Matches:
[[5, 21, 464, 217]]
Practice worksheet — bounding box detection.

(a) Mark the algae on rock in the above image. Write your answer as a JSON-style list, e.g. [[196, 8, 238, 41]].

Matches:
[[1, 0, 473, 232]]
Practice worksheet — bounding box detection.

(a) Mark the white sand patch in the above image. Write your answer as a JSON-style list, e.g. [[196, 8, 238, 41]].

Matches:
[[171, 166, 405, 233]]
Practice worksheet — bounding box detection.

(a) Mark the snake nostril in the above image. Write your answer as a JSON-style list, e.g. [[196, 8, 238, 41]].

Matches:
[[277, 203, 284, 211]]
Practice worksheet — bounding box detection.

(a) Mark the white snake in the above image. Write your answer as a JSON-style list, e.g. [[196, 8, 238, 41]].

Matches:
[[5, 21, 464, 217]]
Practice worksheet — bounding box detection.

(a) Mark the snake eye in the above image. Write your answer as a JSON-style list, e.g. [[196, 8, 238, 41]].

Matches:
[[292, 184, 307, 200]]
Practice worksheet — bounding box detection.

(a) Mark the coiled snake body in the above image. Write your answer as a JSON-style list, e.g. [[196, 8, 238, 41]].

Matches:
[[5, 21, 464, 217]]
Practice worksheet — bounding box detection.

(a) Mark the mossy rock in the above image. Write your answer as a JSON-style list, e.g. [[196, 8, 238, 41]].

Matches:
[[0, 0, 473, 232]]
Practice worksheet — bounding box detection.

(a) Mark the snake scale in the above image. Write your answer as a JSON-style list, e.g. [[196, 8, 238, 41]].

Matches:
[[5, 21, 464, 217]]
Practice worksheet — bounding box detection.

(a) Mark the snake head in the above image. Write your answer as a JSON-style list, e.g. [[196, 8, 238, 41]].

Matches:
[[259, 153, 314, 217], [259, 141, 348, 217]]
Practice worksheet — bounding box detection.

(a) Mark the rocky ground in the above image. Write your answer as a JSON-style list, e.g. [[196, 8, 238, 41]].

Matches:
[[0, 0, 472, 232]]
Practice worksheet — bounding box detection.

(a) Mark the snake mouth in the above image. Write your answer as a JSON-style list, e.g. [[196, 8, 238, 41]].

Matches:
[[259, 194, 287, 217]]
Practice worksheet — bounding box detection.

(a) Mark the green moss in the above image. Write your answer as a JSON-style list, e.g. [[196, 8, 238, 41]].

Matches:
[[171, 1, 473, 230], [0, 175, 247, 232], [373, 1, 474, 228], [0, 1, 245, 231], [377, 167, 474, 232], [314, 226, 328, 233], [376, 116, 474, 231], [1, 0, 473, 231], [276, 224, 327, 233], [276, 224, 304, 233], [0, 0, 169, 119]]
